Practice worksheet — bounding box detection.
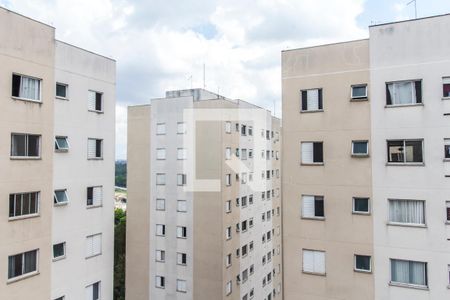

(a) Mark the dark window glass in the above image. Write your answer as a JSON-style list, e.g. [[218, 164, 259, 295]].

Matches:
[[445, 144, 450, 159], [444, 83, 450, 97], [93, 282, 100, 300], [8, 253, 23, 279], [56, 84, 67, 98], [53, 243, 65, 258], [27, 135, 40, 157], [352, 85, 367, 98], [353, 141, 368, 154], [314, 196, 324, 217], [313, 142, 323, 163], [87, 187, 93, 206], [22, 194, 30, 215], [447, 206, 450, 221], [354, 198, 369, 213], [11, 134, 26, 156], [9, 195, 15, 218], [405, 140, 423, 162], [95, 93, 102, 111], [12, 74, 21, 97], [95, 140, 102, 158], [355, 255, 371, 271], [388, 140, 423, 163]]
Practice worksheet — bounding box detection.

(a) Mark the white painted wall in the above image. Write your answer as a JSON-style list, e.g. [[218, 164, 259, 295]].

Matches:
[[370, 15, 450, 300], [52, 41, 116, 300]]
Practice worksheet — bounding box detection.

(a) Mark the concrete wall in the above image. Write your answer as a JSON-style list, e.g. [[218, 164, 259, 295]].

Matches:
[[52, 40, 116, 299], [370, 15, 450, 300], [282, 40, 374, 300], [0, 8, 55, 300], [126, 105, 152, 300]]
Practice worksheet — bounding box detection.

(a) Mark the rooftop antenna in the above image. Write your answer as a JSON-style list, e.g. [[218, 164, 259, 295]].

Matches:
[[407, 0, 417, 19]]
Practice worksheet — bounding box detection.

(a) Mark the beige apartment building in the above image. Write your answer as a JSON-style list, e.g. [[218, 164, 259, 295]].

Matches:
[[126, 89, 282, 300], [282, 14, 450, 300], [0, 7, 116, 300]]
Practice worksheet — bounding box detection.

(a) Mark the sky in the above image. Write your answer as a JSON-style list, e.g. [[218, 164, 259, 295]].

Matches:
[[1, 0, 449, 160]]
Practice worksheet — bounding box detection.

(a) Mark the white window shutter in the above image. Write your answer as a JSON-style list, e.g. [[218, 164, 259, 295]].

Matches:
[[307, 89, 319, 110], [94, 234, 102, 255], [88, 139, 96, 158], [88, 91, 96, 110], [303, 250, 314, 273], [86, 284, 93, 300], [86, 236, 94, 257], [314, 251, 325, 274], [93, 187, 102, 206], [301, 142, 314, 164], [302, 195, 315, 218]]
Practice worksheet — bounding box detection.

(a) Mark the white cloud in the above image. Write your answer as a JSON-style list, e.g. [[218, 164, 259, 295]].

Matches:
[[1, 0, 367, 159]]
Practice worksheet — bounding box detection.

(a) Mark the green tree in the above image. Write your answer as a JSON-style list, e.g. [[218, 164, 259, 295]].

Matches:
[[114, 208, 126, 300]]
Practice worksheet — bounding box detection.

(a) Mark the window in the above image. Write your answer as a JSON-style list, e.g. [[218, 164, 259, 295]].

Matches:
[[354, 255, 371, 272], [177, 226, 187, 238], [241, 149, 247, 160], [386, 80, 422, 106], [249, 149, 253, 158], [242, 245, 248, 256], [225, 121, 231, 133], [241, 124, 247, 135], [225, 200, 231, 213], [156, 250, 165, 262], [8, 249, 38, 280], [53, 242, 66, 260], [226, 254, 232, 267], [249, 195, 253, 205], [177, 253, 187, 265], [177, 279, 187, 293], [9, 192, 39, 218], [87, 186, 102, 207], [226, 174, 231, 186], [266, 130, 270, 140], [177, 148, 187, 160], [236, 148, 240, 158], [353, 197, 370, 214], [54, 189, 69, 205], [302, 249, 325, 275], [241, 173, 247, 184], [443, 77, 450, 98], [387, 140, 423, 163], [390, 259, 427, 287], [55, 136, 69, 152], [225, 147, 231, 160], [301, 88, 323, 111], [445, 139, 450, 159], [12, 74, 41, 101], [88, 90, 103, 112], [352, 141, 369, 156], [156, 123, 166, 135], [301, 142, 323, 164], [11, 134, 40, 158], [156, 148, 166, 160], [226, 226, 232, 240], [225, 281, 232, 295], [236, 123, 239, 132], [156, 224, 166, 236], [177, 200, 187, 212], [389, 199, 425, 226], [177, 122, 186, 134], [156, 173, 166, 185], [249, 126, 253, 136], [86, 234, 102, 258], [446, 201, 450, 222], [177, 174, 187, 186], [155, 276, 165, 289], [87, 138, 103, 159], [351, 84, 368, 99], [302, 195, 324, 219], [56, 83, 68, 99], [86, 281, 100, 300], [156, 199, 165, 211]]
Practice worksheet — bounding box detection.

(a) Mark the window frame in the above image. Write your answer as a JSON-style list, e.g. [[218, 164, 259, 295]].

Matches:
[[385, 79, 422, 107], [10, 133, 41, 159], [86, 186, 103, 208], [388, 199, 426, 227], [300, 88, 323, 112], [301, 141, 324, 165], [87, 138, 103, 160], [177, 200, 187, 213], [354, 254, 372, 273], [88, 90, 104, 113], [442, 77, 450, 99], [302, 249, 326, 275], [156, 123, 166, 135], [11, 73, 42, 103], [351, 140, 369, 157], [7, 249, 39, 282], [176, 279, 187, 293], [85, 233, 102, 259], [386, 139, 424, 165], [301, 195, 325, 220], [155, 275, 165, 289], [156, 148, 166, 160], [389, 258, 428, 289], [350, 84, 368, 100], [177, 122, 187, 134], [54, 189, 69, 206], [8, 191, 40, 220], [56, 82, 68, 100], [352, 197, 370, 215], [52, 242, 66, 261], [55, 136, 70, 152]]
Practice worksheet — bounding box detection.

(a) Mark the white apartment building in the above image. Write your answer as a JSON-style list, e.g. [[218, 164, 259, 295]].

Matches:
[[282, 14, 450, 300], [126, 89, 282, 300], [0, 8, 115, 300]]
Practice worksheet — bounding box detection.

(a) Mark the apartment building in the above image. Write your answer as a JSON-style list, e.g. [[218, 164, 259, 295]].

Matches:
[[126, 88, 282, 300], [0, 8, 115, 300], [282, 14, 450, 300]]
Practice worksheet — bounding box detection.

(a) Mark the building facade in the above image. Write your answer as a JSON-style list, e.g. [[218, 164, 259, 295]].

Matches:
[[282, 14, 450, 300], [0, 7, 115, 300], [126, 89, 282, 300]]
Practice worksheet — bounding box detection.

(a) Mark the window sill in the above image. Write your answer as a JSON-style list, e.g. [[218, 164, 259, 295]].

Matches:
[[54, 202, 68, 207], [354, 269, 372, 274], [55, 96, 69, 101], [301, 216, 325, 221], [87, 158, 104, 160], [88, 109, 104, 114], [8, 214, 40, 221], [85, 253, 102, 260], [55, 149, 69, 153], [389, 282, 428, 291], [300, 109, 324, 114], [387, 222, 426, 228], [443, 158, 450, 162], [442, 97, 450, 101], [87, 204, 103, 209], [301, 162, 324, 166], [350, 97, 368, 102], [445, 221, 450, 225], [385, 103, 424, 108], [11, 96, 42, 104], [7, 271, 40, 284], [302, 271, 326, 277], [52, 255, 66, 262], [352, 211, 371, 216], [386, 162, 425, 166], [352, 154, 369, 158], [10, 156, 41, 160]]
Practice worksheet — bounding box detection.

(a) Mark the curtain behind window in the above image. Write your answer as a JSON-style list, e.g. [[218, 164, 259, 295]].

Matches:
[[389, 200, 424, 224]]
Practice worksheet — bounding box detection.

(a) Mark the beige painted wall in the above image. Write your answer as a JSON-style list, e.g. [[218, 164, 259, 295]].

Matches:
[[282, 40, 374, 300], [126, 105, 152, 300], [0, 8, 55, 300]]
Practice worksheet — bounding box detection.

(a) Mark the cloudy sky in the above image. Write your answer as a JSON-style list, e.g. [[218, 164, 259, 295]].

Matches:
[[1, 0, 449, 159]]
